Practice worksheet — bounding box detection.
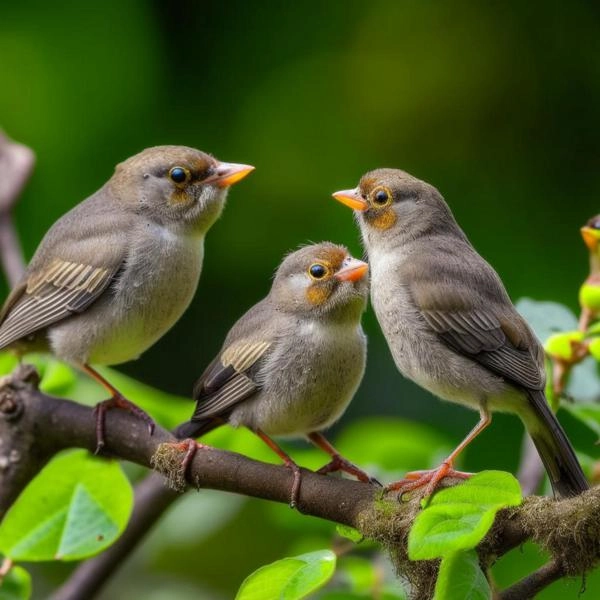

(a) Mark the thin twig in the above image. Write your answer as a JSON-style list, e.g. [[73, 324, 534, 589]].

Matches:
[[0, 131, 33, 286], [499, 559, 565, 600]]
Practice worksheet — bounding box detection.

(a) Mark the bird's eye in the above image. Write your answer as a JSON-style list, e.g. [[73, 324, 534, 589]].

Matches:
[[169, 167, 190, 185], [308, 263, 328, 280], [372, 186, 391, 206]]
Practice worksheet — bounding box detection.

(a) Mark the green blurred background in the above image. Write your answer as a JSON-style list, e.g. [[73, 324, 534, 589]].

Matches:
[[1, 1, 599, 598]]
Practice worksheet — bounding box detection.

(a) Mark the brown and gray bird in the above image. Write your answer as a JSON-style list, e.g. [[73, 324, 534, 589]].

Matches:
[[176, 242, 373, 505], [333, 169, 588, 498], [0, 145, 253, 449]]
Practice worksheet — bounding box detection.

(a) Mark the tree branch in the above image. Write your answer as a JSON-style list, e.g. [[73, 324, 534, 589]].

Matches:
[[498, 559, 565, 600], [0, 364, 598, 599], [0, 365, 377, 526], [0, 131, 33, 286]]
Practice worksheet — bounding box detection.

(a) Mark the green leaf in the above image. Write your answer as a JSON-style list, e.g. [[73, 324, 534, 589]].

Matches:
[[434, 551, 491, 600], [516, 298, 578, 343], [565, 356, 600, 403], [0, 353, 18, 378], [336, 524, 363, 543], [235, 550, 336, 600], [0, 450, 133, 561], [408, 471, 521, 560], [0, 565, 32, 600], [425, 471, 521, 510], [37, 359, 77, 395], [566, 403, 600, 437]]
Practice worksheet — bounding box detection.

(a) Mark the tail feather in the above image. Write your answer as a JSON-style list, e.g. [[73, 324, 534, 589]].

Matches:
[[174, 418, 221, 440], [526, 389, 589, 498]]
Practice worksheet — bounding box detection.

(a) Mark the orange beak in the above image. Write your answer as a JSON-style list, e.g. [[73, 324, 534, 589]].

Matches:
[[332, 188, 368, 211], [335, 257, 369, 282], [205, 162, 255, 187], [581, 226, 600, 251]]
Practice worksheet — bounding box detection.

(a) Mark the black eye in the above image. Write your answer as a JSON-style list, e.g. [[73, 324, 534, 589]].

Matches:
[[373, 188, 390, 205], [169, 167, 189, 184], [309, 264, 327, 279]]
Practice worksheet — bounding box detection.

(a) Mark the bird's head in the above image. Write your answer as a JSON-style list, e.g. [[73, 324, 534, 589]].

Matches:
[[270, 242, 369, 322], [110, 145, 254, 234]]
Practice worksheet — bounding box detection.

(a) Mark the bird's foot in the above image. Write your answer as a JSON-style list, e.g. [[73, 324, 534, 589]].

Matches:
[[386, 463, 473, 500], [317, 455, 381, 486], [282, 459, 302, 509], [93, 394, 155, 453], [165, 438, 210, 485], [169, 438, 208, 476]]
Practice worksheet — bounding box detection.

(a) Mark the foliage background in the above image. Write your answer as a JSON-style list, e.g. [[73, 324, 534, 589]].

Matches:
[[1, 1, 599, 598]]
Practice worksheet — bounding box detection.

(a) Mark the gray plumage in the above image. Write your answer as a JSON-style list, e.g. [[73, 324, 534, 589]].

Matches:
[[176, 242, 369, 439], [0, 145, 253, 367], [335, 168, 588, 497]]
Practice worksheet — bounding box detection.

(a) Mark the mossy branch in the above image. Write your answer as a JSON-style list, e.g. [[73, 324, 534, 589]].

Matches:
[[0, 366, 598, 599]]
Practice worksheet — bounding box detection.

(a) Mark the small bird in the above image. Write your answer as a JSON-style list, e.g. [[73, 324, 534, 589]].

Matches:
[[579, 215, 600, 331], [0, 145, 253, 449], [333, 169, 589, 498], [176, 242, 373, 505]]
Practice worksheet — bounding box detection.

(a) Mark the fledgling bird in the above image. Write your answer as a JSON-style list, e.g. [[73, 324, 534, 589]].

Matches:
[[0, 145, 253, 449], [176, 242, 374, 505], [333, 169, 589, 498], [578, 215, 600, 331]]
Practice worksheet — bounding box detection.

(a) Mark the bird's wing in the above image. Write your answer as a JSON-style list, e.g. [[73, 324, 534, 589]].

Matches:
[[407, 259, 544, 390], [190, 339, 272, 419], [0, 257, 123, 348]]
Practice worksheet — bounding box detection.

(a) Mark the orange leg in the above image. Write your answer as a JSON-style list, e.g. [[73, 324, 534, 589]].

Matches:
[[255, 429, 302, 508], [387, 408, 491, 499], [308, 432, 380, 485], [83, 364, 155, 453], [167, 438, 210, 477]]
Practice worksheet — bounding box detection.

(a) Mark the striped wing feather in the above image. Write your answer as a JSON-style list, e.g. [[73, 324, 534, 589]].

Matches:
[[191, 339, 271, 420], [0, 258, 120, 348]]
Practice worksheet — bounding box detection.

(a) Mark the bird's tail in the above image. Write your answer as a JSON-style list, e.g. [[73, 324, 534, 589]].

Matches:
[[525, 389, 588, 498], [174, 418, 221, 440]]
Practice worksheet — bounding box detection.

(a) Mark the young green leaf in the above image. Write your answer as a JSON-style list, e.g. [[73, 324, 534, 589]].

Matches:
[[0, 565, 32, 600], [434, 551, 491, 600], [235, 550, 336, 600], [336, 524, 363, 543], [424, 471, 521, 510], [408, 471, 521, 560], [0, 450, 133, 561]]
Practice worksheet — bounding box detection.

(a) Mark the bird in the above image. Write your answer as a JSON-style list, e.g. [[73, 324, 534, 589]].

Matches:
[[0, 145, 254, 450], [175, 242, 374, 505], [332, 168, 589, 498], [578, 215, 600, 331]]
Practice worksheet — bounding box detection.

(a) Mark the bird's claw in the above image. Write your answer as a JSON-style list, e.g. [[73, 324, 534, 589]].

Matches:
[[386, 465, 473, 500], [316, 455, 378, 485], [93, 394, 155, 453]]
